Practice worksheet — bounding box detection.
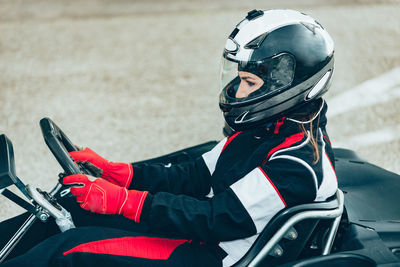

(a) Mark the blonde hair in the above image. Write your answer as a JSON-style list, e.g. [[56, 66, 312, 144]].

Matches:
[[287, 99, 324, 165], [299, 112, 321, 164]]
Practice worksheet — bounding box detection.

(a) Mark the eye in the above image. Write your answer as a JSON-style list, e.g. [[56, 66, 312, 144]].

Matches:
[[240, 78, 255, 86]]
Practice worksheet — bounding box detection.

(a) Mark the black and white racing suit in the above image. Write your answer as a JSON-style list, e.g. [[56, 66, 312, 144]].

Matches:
[[1, 104, 337, 267], [131, 103, 338, 266]]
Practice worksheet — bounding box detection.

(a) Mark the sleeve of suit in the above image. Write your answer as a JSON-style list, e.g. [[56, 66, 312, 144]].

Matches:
[[129, 139, 229, 198], [130, 157, 212, 198]]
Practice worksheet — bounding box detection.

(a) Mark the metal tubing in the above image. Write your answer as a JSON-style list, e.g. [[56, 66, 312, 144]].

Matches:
[[322, 213, 342, 255], [49, 183, 62, 197], [248, 190, 344, 267], [0, 214, 37, 263], [0, 182, 69, 263], [14, 177, 33, 201]]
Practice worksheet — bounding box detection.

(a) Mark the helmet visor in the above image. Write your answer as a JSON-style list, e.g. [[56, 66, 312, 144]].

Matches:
[[220, 53, 296, 104]]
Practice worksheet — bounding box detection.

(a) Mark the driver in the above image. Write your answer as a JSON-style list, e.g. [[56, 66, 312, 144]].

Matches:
[[2, 9, 338, 267]]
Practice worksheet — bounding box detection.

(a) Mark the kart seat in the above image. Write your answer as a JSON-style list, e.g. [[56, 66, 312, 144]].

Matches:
[[232, 189, 344, 267]]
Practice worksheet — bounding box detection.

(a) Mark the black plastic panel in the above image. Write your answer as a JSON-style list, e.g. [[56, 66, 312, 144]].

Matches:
[[0, 134, 17, 189], [334, 148, 400, 221]]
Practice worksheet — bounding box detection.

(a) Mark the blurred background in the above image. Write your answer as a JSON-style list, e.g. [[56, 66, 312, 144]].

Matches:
[[0, 0, 399, 220]]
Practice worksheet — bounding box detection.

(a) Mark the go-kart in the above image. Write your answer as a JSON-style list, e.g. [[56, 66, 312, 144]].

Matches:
[[0, 118, 399, 266]]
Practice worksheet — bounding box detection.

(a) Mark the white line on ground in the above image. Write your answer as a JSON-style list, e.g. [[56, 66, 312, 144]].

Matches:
[[327, 67, 400, 117], [334, 125, 400, 148]]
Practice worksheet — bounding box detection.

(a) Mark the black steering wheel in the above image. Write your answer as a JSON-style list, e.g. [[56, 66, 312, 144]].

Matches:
[[40, 118, 96, 179], [40, 118, 81, 176]]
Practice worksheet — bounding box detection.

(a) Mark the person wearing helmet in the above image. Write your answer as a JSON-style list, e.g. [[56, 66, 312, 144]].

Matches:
[[219, 9, 334, 132], [2, 9, 337, 267]]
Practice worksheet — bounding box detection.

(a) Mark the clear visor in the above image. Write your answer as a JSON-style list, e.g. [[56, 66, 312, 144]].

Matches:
[[220, 53, 296, 104], [221, 58, 239, 92]]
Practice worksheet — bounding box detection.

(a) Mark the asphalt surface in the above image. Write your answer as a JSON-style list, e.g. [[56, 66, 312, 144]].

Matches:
[[0, 0, 399, 220]]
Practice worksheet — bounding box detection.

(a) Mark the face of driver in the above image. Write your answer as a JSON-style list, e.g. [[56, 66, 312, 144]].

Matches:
[[236, 71, 264, 98]]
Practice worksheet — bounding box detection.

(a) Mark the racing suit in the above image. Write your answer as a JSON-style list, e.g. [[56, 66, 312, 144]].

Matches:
[[1, 104, 337, 266]]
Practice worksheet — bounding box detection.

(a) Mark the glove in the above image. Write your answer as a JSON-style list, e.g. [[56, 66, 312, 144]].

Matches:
[[63, 174, 148, 223], [69, 147, 133, 188]]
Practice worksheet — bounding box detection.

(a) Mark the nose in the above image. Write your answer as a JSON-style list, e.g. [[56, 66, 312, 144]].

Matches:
[[235, 81, 249, 98]]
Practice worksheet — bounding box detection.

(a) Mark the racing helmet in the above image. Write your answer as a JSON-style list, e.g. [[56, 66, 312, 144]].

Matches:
[[219, 9, 334, 131]]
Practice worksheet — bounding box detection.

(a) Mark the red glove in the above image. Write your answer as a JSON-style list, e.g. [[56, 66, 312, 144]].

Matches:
[[69, 148, 133, 188], [63, 174, 148, 223]]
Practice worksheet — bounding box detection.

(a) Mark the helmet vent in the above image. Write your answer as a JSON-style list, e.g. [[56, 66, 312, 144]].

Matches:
[[229, 28, 239, 39], [235, 111, 257, 124], [235, 111, 249, 123], [306, 71, 332, 100], [245, 33, 268, 49], [246, 10, 264, 21]]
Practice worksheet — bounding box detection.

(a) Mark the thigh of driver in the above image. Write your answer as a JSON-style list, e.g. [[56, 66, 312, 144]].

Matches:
[[2, 226, 222, 267]]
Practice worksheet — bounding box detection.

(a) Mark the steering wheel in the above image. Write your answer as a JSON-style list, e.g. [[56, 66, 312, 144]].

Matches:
[[40, 118, 95, 178], [40, 118, 80, 176]]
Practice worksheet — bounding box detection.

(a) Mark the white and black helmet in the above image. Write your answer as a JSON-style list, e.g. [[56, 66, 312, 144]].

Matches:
[[219, 9, 334, 131]]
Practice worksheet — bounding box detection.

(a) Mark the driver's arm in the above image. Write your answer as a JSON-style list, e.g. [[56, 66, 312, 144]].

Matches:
[[129, 138, 227, 198], [69, 139, 226, 199], [129, 156, 211, 199]]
